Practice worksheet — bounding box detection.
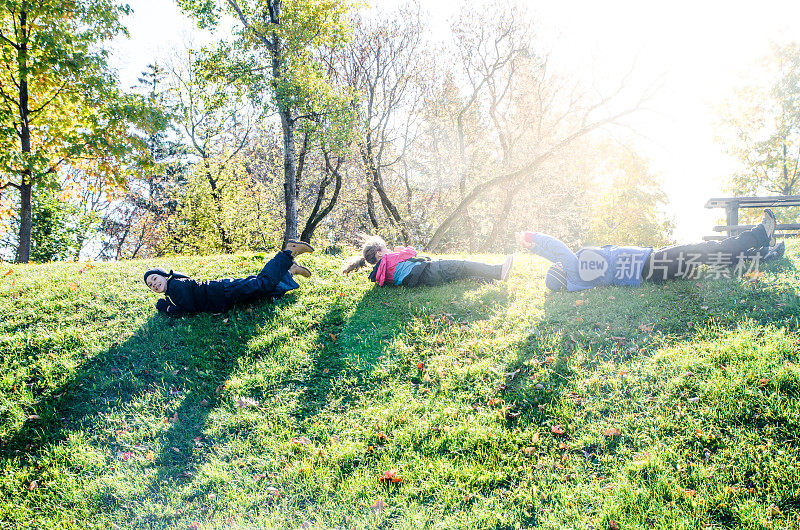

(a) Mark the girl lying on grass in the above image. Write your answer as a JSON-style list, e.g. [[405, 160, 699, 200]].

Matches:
[[143, 240, 314, 316], [518, 209, 784, 292], [342, 236, 514, 286]]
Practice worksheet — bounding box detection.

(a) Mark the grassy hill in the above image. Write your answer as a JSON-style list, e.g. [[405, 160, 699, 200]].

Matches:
[[1, 247, 800, 529]]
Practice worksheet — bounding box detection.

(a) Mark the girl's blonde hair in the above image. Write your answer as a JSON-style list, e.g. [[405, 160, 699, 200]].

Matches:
[[341, 236, 388, 274]]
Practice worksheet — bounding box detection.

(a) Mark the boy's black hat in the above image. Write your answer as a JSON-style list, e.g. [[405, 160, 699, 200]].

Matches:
[[144, 268, 170, 283]]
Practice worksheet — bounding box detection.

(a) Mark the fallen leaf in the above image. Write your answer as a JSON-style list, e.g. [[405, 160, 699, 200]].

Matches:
[[551, 425, 565, 435], [193, 436, 204, 448], [462, 493, 475, 503], [758, 378, 769, 387], [638, 323, 652, 332], [602, 428, 621, 437], [200, 399, 209, 406], [3, 269, 13, 276], [329, 435, 340, 445], [488, 398, 503, 406], [235, 397, 259, 408], [377, 432, 389, 442], [371, 498, 388, 514], [545, 356, 556, 364], [684, 489, 697, 497], [145, 452, 154, 460], [223, 318, 229, 324], [292, 436, 312, 446], [28, 480, 38, 491], [574, 299, 585, 306], [417, 362, 424, 371], [523, 447, 536, 456], [725, 486, 740, 494], [608, 520, 620, 530], [78, 264, 95, 273], [321, 368, 330, 374], [378, 468, 403, 484], [189, 522, 199, 529], [767, 503, 781, 517], [28, 414, 41, 421], [531, 433, 540, 444], [687, 397, 700, 403], [117, 451, 134, 461], [329, 333, 337, 342], [68, 282, 78, 291], [265, 486, 281, 498]]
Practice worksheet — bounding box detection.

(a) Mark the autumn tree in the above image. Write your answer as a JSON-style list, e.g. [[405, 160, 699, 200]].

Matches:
[[718, 42, 800, 197], [0, 0, 146, 263], [177, 0, 354, 246]]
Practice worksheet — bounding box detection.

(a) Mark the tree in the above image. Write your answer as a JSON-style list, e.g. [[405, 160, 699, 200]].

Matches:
[[718, 43, 800, 197], [0, 0, 145, 263], [177, 0, 354, 246], [588, 145, 673, 247]]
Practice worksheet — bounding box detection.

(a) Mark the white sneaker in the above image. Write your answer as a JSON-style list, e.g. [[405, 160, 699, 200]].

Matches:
[[762, 209, 777, 247], [501, 255, 514, 281]]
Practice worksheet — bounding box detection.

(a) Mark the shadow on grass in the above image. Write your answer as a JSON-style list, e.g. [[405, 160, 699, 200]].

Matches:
[[0, 290, 296, 521], [288, 279, 513, 423]]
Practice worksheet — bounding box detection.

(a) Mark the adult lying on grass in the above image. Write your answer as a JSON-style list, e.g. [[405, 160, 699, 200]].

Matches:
[[342, 235, 514, 285], [518, 209, 785, 292], [143, 240, 314, 316]]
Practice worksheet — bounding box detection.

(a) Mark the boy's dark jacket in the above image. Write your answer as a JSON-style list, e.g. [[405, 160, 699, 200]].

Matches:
[[159, 275, 291, 317]]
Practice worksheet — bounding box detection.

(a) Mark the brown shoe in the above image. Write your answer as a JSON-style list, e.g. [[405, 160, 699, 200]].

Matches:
[[289, 263, 311, 278], [284, 239, 314, 258]]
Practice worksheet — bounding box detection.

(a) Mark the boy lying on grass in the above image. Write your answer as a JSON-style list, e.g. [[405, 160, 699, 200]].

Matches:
[[342, 236, 514, 285], [518, 209, 784, 292], [143, 240, 314, 316]]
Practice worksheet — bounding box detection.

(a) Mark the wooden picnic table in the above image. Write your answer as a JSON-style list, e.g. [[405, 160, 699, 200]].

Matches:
[[704, 196, 800, 239]]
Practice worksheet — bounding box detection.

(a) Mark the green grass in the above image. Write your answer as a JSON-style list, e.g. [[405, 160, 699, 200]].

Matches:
[[1, 246, 800, 529]]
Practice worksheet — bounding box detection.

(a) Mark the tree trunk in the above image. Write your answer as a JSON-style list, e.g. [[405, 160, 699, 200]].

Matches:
[[204, 162, 233, 252], [280, 110, 298, 245], [300, 150, 343, 242], [16, 180, 32, 263], [15, 10, 32, 263], [486, 182, 522, 251]]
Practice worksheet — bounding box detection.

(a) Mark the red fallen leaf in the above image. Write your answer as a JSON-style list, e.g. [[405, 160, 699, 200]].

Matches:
[[28, 480, 38, 491], [377, 432, 389, 442], [3, 269, 13, 276], [255, 472, 267, 481], [545, 356, 556, 364], [117, 451, 134, 461], [371, 498, 388, 514], [68, 282, 78, 291], [684, 488, 698, 497], [558, 442, 568, 450], [78, 264, 95, 273], [759, 378, 769, 387], [551, 425, 565, 435], [608, 520, 620, 530], [189, 523, 199, 529], [725, 486, 740, 494], [378, 468, 403, 484], [292, 436, 312, 445], [602, 428, 621, 437], [488, 398, 503, 406], [417, 362, 424, 371]]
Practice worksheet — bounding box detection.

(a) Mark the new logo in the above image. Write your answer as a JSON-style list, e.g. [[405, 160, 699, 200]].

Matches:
[[577, 249, 608, 282]]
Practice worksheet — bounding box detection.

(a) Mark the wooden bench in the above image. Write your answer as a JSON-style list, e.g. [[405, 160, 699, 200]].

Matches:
[[704, 196, 800, 241]]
